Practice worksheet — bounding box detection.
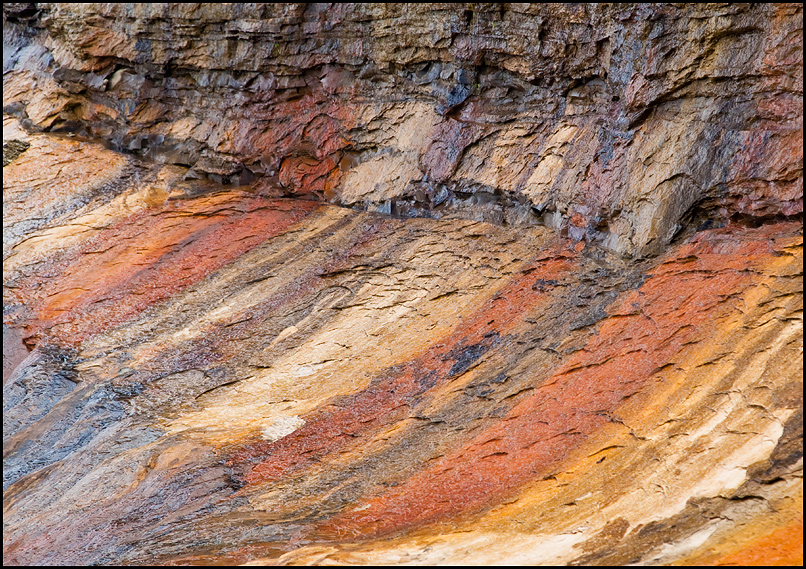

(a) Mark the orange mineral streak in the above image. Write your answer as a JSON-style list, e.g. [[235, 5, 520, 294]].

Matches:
[[21, 195, 320, 346], [230, 244, 576, 485], [709, 518, 804, 567], [315, 224, 790, 539]]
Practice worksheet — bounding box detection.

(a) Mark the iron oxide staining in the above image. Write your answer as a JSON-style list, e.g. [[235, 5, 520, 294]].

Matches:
[[6, 195, 320, 347], [293, 223, 804, 556], [3, 138, 803, 565], [2, 1, 803, 564]]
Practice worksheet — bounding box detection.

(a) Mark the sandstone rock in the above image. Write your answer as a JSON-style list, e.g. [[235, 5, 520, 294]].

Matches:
[[3, 3, 803, 567]]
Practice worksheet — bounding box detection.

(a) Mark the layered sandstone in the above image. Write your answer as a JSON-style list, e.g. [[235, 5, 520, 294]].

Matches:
[[3, 3, 803, 566]]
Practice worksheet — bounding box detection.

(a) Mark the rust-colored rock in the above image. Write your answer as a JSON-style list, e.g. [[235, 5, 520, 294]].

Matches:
[[3, 3, 802, 566]]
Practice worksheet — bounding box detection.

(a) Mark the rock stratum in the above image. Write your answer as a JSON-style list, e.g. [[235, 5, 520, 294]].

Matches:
[[2, 3, 803, 566]]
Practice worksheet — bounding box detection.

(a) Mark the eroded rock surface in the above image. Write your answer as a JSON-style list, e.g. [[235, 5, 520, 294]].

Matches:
[[4, 3, 802, 255], [3, 3, 803, 567]]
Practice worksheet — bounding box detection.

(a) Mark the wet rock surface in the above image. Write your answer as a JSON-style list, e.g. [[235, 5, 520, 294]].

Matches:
[[3, 3, 803, 567]]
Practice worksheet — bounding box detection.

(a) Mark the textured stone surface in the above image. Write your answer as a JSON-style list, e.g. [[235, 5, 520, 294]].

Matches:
[[3, 3, 803, 567], [3, 3, 802, 255]]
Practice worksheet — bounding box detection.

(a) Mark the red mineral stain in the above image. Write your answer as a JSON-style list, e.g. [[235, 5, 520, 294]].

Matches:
[[248, 94, 351, 199], [16, 195, 320, 347], [229, 243, 577, 485], [312, 224, 796, 539], [278, 154, 341, 196]]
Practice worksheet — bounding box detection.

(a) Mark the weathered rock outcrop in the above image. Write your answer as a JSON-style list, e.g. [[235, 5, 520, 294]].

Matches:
[[3, 3, 803, 566], [5, 3, 802, 255]]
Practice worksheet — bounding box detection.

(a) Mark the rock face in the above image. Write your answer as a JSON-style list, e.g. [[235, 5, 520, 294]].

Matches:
[[5, 3, 802, 255], [3, 3, 803, 566]]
